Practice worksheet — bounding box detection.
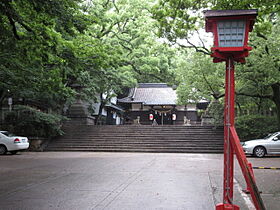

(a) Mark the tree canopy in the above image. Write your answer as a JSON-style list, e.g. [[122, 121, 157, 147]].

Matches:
[[152, 0, 280, 128], [1, 0, 279, 129], [0, 0, 179, 114], [0, 0, 88, 110]]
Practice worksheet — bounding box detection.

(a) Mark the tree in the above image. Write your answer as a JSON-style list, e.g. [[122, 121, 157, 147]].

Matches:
[[236, 18, 280, 128], [175, 51, 224, 105], [0, 0, 89, 112], [153, 0, 280, 128], [153, 0, 280, 46], [90, 0, 178, 84], [79, 0, 180, 123]]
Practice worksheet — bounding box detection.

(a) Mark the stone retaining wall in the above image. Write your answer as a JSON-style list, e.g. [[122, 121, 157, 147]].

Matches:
[[28, 137, 49, 151]]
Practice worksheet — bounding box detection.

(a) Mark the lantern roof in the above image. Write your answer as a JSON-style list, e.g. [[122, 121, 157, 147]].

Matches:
[[204, 9, 258, 18], [204, 9, 258, 35]]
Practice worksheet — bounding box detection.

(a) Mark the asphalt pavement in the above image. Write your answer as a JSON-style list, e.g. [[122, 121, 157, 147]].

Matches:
[[0, 152, 279, 210]]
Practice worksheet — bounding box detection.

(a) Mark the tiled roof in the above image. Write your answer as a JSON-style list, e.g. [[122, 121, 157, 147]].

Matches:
[[138, 83, 168, 88], [118, 83, 177, 105]]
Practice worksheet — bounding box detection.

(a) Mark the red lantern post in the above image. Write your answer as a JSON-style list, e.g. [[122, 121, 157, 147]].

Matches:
[[204, 10, 265, 210]]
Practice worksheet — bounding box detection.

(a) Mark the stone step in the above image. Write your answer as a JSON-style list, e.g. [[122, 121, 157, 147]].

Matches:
[[48, 146, 223, 152], [62, 129, 222, 132], [55, 140, 222, 144], [62, 128, 222, 131], [46, 125, 224, 153], [62, 125, 218, 128], [45, 147, 223, 153], [54, 135, 222, 139], [61, 127, 222, 132], [49, 139, 222, 144], [46, 145, 224, 150], [62, 136, 221, 139], [48, 142, 223, 146], [59, 133, 223, 138], [50, 140, 223, 143], [59, 130, 223, 134]]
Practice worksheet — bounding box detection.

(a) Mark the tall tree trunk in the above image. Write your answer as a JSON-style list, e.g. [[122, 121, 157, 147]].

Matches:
[[271, 84, 280, 130]]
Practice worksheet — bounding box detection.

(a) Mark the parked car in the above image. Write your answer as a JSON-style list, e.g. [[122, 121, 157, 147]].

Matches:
[[241, 131, 280, 157], [0, 131, 29, 155]]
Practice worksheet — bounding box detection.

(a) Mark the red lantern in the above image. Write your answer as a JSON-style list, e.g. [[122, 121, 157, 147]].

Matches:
[[204, 10, 257, 63], [204, 10, 265, 210]]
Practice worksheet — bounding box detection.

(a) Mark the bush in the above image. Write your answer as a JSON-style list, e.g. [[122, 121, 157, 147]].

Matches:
[[3, 105, 65, 138], [236, 114, 278, 141]]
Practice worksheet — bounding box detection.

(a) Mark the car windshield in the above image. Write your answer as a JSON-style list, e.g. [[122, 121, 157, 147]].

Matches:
[[0, 131, 15, 137], [264, 133, 274, 139]]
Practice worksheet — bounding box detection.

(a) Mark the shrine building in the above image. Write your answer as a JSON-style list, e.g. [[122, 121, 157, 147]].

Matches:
[[118, 83, 207, 125]]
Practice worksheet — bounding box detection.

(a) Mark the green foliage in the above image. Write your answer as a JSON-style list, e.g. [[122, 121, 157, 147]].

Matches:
[[153, 0, 280, 44], [0, 0, 87, 111], [0, 0, 181, 113], [87, 0, 177, 85], [175, 51, 224, 104], [207, 100, 224, 126], [236, 115, 278, 141], [152, 0, 202, 42], [3, 105, 65, 138], [153, 0, 280, 129], [1, 0, 278, 139]]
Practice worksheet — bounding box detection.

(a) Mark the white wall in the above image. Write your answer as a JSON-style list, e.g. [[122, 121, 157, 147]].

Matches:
[[176, 105, 185, 111], [186, 104, 197, 111], [110, 96, 117, 105], [102, 108, 107, 116], [116, 116, 121, 125]]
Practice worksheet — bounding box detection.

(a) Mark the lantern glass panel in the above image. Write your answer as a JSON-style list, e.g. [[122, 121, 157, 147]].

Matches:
[[217, 20, 245, 47]]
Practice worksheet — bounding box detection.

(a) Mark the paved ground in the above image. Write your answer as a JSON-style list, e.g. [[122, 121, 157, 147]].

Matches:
[[0, 152, 279, 210]]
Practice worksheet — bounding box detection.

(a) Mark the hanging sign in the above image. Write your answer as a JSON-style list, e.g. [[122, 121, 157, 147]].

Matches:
[[149, 114, 153, 121]]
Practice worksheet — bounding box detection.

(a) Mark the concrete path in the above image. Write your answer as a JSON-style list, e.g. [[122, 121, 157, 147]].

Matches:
[[0, 152, 275, 210]]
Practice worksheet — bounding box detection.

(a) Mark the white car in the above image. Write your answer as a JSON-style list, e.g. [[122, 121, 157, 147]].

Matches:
[[242, 131, 280, 158], [0, 131, 29, 155]]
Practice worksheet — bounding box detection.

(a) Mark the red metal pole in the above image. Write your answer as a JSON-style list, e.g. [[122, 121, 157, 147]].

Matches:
[[230, 127, 266, 210], [243, 162, 255, 194], [216, 58, 239, 210], [216, 57, 265, 210], [224, 57, 235, 204]]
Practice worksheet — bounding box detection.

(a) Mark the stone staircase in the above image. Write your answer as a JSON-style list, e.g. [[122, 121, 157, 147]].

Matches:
[[45, 125, 224, 153]]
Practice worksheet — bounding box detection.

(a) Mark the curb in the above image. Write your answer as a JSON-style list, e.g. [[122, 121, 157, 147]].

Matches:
[[253, 167, 280, 170]]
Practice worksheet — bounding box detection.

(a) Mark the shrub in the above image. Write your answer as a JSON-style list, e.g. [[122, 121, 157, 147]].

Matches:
[[236, 114, 278, 141], [3, 105, 65, 138]]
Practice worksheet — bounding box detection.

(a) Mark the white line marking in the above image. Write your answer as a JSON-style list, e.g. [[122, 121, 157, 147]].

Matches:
[[234, 178, 255, 210]]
